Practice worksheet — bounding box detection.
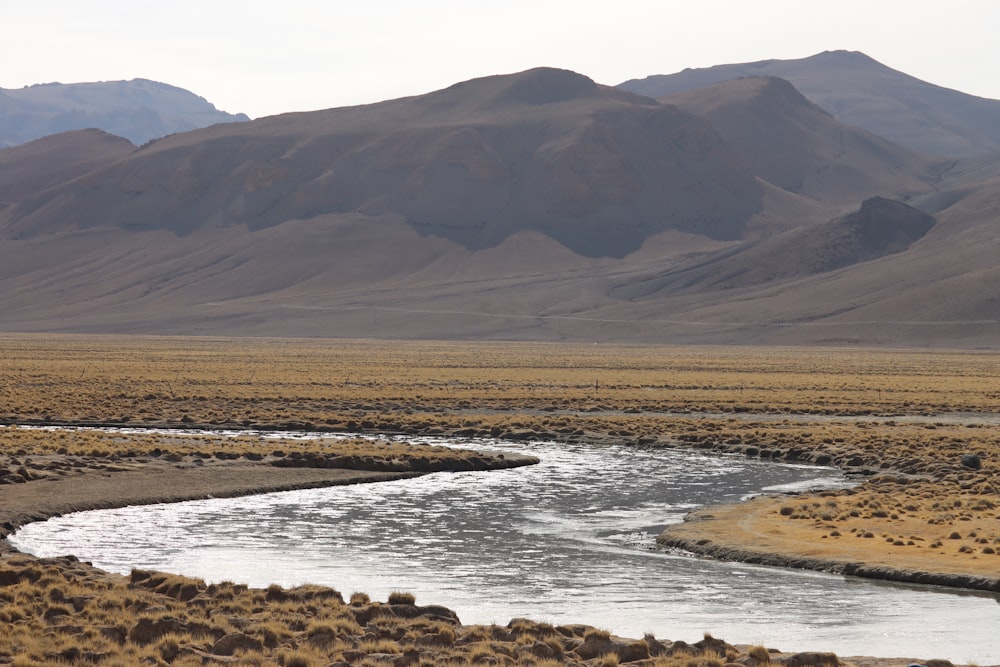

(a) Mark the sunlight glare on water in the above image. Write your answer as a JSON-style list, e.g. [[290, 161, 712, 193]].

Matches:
[[11, 436, 1000, 663]]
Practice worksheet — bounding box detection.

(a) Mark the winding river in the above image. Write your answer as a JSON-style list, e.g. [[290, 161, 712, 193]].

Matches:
[[11, 435, 1000, 663]]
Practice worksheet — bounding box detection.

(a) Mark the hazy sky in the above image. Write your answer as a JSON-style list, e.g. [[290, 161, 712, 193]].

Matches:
[[3, 1, 998, 119]]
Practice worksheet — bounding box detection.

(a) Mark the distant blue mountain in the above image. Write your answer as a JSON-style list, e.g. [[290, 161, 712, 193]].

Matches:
[[0, 78, 249, 147]]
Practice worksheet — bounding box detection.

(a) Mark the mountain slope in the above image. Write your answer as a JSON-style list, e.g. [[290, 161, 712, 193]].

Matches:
[[613, 197, 937, 297], [660, 77, 943, 205], [0, 79, 249, 147], [596, 183, 999, 347], [619, 50, 1000, 157], [0, 68, 765, 257], [0, 65, 996, 347], [0, 129, 134, 208]]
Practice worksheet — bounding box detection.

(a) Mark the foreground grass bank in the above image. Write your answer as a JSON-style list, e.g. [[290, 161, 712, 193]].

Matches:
[[1, 334, 998, 665]]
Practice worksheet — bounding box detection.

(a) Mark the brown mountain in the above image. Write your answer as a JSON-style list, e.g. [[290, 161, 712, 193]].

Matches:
[[602, 180, 1000, 348], [619, 50, 1000, 157], [660, 77, 943, 205], [0, 66, 996, 347], [2, 68, 765, 257], [0, 129, 134, 208], [613, 197, 938, 296]]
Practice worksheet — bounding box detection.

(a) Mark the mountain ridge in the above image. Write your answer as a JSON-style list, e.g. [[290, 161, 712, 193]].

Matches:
[[0, 59, 997, 347], [619, 50, 1000, 157], [659, 76, 944, 206], [0, 68, 767, 257], [0, 78, 249, 148]]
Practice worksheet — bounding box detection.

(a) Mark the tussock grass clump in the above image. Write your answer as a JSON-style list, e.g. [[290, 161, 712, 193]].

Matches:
[[594, 653, 621, 667], [583, 628, 612, 642], [0, 551, 856, 665], [279, 648, 324, 667], [387, 590, 417, 605]]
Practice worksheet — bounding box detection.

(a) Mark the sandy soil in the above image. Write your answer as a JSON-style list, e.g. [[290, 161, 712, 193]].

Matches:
[[656, 421, 1000, 593], [659, 489, 1000, 590], [0, 459, 417, 540]]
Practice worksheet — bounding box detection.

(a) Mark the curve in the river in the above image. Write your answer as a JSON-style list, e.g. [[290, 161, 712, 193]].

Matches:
[[11, 434, 1000, 663]]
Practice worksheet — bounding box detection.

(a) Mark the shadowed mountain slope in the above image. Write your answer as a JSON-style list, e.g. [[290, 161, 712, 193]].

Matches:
[[595, 180, 1000, 347], [0, 66, 997, 347], [620, 51, 1000, 157], [0, 129, 134, 208], [613, 197, 937, 296], [0, 79, 249, 148], [660, 77, 944, 205], [0, 68, 765, 257]]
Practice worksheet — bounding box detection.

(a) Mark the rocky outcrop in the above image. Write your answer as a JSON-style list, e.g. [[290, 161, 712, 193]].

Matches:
[[211, 632, 263, 656]]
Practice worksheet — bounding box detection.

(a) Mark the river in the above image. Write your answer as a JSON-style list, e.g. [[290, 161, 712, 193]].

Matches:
[[11, 435, 1000, 663]]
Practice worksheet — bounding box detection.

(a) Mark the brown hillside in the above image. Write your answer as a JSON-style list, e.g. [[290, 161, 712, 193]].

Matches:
[[0, 68, 763, 258], [661, 77, 943, 204], [0, 129, 134, 208], [612, 197, 937, 295], [597, 184, 999, 347], [0, 66, 997, 347], [620, 50, 1000, 157]]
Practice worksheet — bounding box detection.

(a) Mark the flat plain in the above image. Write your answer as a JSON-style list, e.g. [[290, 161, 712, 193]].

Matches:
[[1, 334, 998, 666]]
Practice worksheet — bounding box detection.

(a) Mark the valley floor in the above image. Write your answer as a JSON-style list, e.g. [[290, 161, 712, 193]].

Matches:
[[1, 335, 997, 665]]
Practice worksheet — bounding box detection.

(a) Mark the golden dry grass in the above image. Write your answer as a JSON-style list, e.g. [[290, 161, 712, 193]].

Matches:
[[1, 334, 997, 426], [1, 334, 998, 665], [0, 552, 780, 666], [658, 418, 1000, 583]]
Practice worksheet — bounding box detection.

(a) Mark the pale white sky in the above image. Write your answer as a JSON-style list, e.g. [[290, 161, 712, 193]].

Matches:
[[2, 0, 998, 119]]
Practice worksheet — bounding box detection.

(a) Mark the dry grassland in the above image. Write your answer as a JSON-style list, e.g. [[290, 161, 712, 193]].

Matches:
[[1, 334, 998, 665], [1, 335, 997, 425], [0, 549, 783, 667]]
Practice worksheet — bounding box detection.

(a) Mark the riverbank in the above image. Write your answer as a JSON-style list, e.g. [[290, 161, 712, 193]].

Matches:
[[0, 432, 859, 667], [658, 493, 1000, 592], [12, 414, 999, 599], [0, 428, 537, 537], [655, 419, 1000, 594], [2, 335, 998, 664], [3, 436, 971, 667]]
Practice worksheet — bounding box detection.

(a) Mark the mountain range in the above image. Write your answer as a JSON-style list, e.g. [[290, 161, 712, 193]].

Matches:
[[620, 50, 1000, 157], [0, 78, 249, 148], [1, 51, 997, 347]]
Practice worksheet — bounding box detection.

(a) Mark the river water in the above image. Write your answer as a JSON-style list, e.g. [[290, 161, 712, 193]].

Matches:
[[11, 436, 1000, 663]]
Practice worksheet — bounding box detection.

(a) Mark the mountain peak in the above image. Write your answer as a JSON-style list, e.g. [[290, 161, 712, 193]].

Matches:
[[814, 49, 877, 61], [619, 51, 1000, 156], [397, 67, 653, 125], [807, 50, 893, 71], [720, 76, 812, 102], [423, 67, 644, 116], [499, 67, 603, 105]]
